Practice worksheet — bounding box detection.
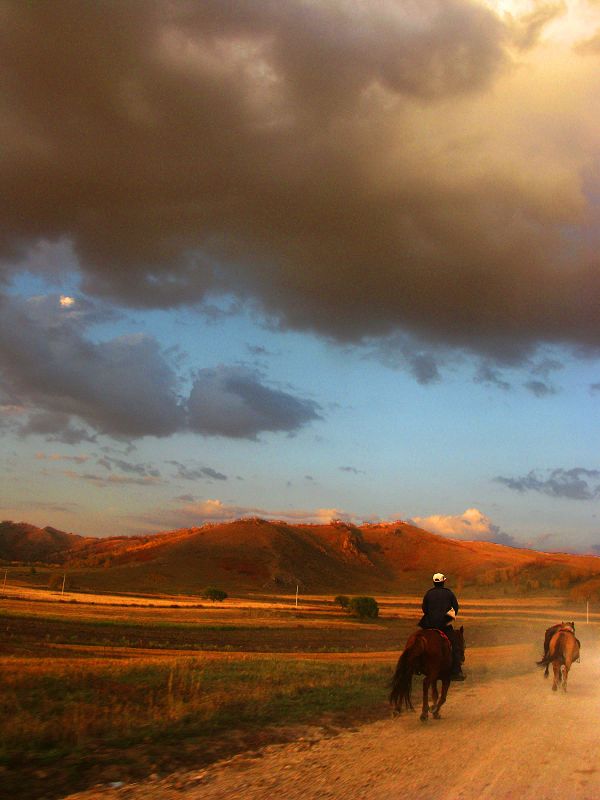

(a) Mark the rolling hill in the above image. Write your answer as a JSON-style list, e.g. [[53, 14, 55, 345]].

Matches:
[[0, 521, 86, 563], [3, 517, 600, 597]]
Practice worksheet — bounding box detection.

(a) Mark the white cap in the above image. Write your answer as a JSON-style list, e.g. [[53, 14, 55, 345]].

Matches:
[[433, 572, 446, 583]]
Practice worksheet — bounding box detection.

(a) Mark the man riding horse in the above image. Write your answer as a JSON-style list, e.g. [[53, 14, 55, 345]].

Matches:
[[419, 572, 465, 680]]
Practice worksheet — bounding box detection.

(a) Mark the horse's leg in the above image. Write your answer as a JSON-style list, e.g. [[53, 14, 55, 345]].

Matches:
[[552, 661, 559, 691], [421, 676, 430, 721], [433, 678, 450, 719], [544, 663, 549, 679], [561, 663, 569, 692], [430, 679, 439, 712]]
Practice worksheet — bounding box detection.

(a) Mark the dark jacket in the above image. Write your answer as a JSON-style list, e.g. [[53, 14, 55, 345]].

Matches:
[[419, 585, 459, 629]]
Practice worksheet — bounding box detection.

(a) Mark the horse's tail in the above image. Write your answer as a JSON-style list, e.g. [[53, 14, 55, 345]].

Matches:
[[390, 634, 425, 713], [538, 632, 569, 669], [536, 656, 551, 677]]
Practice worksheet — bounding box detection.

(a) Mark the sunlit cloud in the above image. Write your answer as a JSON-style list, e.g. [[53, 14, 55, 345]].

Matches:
[[411, 507, 517, 546], [133, 498, 358, 531], [35, 451, 90, 465]]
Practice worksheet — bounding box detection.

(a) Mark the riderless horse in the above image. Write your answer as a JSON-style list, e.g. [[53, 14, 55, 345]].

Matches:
[[537, 622, 580, 692]]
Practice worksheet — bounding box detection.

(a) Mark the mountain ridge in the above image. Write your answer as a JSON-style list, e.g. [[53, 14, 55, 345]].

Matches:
[[3, 517, 600, 597]]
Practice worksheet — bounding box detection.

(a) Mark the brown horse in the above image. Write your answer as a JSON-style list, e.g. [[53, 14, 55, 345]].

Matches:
[[537, 623, 580, 692], [538, 621, 576, 678], [390, 626, 464, 722]]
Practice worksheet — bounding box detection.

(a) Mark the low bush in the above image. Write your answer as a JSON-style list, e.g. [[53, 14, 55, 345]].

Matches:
[[348, 596, 379, 619], [334, 595, 350, 609], [202, 587, 228, 602]]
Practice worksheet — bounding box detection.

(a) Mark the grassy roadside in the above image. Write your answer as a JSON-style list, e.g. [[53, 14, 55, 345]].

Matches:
[[0, 656, 391, 800], [0, 591, 585, 800], [0, 640, 542, 800]]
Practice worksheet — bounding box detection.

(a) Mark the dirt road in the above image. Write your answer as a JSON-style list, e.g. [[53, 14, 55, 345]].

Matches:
[[63, 655, 600, 800]]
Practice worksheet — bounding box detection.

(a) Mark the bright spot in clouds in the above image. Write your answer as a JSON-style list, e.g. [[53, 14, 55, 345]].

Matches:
[[59, 295, 75, 308], [412, 508, 499, 541]]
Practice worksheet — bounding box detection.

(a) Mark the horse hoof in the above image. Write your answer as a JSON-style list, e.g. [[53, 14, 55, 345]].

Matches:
[[420, 714, 428, 722], [552, 685, 557, 691], [433, 713, 441, 719]]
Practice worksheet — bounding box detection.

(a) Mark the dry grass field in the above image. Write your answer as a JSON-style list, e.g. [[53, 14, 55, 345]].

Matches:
[[1, 586, 598, 800]]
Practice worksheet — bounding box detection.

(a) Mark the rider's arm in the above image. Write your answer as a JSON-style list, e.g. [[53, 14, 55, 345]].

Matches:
[[449, 589, 459, 614], [422, 591, 429, 613]]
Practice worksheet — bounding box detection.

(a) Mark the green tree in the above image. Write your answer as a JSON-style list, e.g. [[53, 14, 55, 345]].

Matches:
[[348, 596, 379, 619], [334, 594, 350, 609], [203, 587, 228, 602]]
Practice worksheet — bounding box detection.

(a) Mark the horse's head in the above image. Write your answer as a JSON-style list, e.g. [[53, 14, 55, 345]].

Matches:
[[455, 625, 465, 663], [561, 621, 575, 632]]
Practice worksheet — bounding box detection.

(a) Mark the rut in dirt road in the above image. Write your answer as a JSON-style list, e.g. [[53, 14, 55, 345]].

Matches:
[[64, 653, 600, 800]]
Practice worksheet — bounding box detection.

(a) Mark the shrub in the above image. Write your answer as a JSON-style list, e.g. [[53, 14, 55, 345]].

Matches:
[[348, 596, 379, 619], [202, 587, 228, 602], [334, 595, 350, 609]]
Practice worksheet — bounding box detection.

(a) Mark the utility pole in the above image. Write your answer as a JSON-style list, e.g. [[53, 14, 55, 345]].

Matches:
[[61, 573, 66, 595], [295, 584, 299, 608], [587, 598, 589, 625]]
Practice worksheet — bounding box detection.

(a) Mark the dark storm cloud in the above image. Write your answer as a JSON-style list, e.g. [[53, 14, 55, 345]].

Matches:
[[531, 358, 564, 379], [188, 366, 321, 438], [18, 412, 97, 444], [0, 294, 321, 441], [97, 456, 161, 478], [495, 468, 600, 500], [246, 345, 274, 358], [175, 494, 196, 503], [407, 353, 441, 385], [364, 335, 446, 383], [474, 362, 511, 390], [64, 470, 163, 488], [167, 460, 227, 481], [4, 0, 597, 366], [489, 530, 519, 547], [523, 380, 557, 397], [0, 294, 185, 438]]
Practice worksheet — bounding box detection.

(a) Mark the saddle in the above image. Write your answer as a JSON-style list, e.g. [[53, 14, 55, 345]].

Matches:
[[559, 625, 575, 634], [413, 629, 452, 675]]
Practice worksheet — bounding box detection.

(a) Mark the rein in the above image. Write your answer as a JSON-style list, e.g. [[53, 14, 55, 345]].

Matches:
[[431, 628, 452, 647]]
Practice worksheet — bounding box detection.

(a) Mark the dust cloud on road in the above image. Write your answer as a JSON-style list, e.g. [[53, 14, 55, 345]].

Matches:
[[64, 640, 600, 800]]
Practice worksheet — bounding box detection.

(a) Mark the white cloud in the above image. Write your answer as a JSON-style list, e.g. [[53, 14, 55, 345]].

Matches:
[[411, 507, 516, 545]]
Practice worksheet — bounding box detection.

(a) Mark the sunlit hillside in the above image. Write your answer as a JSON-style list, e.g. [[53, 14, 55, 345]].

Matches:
[[3, 517, 600, 598]]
